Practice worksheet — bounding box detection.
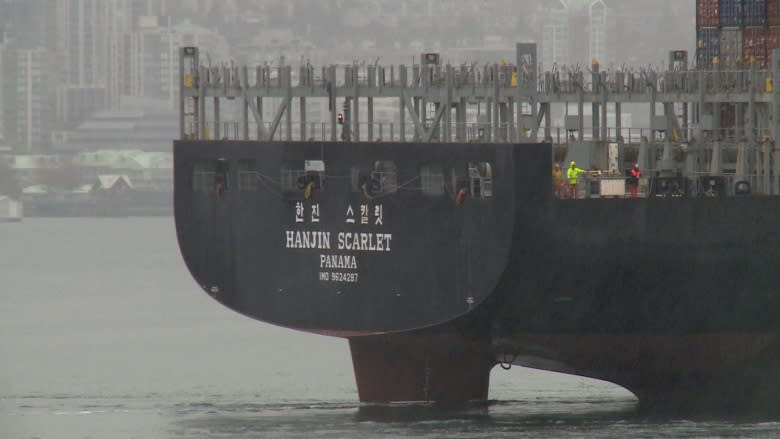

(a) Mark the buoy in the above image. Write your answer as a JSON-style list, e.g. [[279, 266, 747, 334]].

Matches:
[[455, 187, 467, 206]]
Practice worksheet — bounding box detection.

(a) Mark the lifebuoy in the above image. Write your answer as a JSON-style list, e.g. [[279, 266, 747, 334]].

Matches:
[[455, 187, 467, 206]]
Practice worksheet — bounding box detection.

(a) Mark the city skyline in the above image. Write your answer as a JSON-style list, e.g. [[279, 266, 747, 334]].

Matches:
[[0, 0, 695, 153]]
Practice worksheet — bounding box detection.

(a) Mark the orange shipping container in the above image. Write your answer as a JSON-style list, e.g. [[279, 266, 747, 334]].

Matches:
[[697, 0, 720, 27], [766, 27, 780, 70], [743, 27, 769, 68], [769, 0, 780, 26], [768, 27, 780, 53]]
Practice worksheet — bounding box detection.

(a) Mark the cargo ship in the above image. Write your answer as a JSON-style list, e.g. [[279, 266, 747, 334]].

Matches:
[[174, 39, 780, 413], [174, 139, 780, 413]]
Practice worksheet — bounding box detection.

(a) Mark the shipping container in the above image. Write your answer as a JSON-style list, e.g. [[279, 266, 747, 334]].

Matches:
[[769, 0, 780, 26], [720, 0, 745, 26], [768, 27, 780, 59], [697, 28, 721, 68], [743, 27, 768, 68], [697, 0, 720, 27], [720, 28, 744, 68], [743, 0, 768, 26]]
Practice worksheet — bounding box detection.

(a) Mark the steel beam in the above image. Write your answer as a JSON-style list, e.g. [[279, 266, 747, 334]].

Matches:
[[179, 44, 776, 156]]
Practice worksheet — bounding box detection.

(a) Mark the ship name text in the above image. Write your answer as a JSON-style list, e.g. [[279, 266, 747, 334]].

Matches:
[[285, 230, 392, 252]]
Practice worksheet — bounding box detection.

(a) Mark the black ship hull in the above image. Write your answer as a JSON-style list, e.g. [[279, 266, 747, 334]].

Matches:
[[174, 140, 780, 413]]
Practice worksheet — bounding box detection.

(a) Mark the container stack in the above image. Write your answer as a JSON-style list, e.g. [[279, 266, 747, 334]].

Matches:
[[696, 0, 780, 69]]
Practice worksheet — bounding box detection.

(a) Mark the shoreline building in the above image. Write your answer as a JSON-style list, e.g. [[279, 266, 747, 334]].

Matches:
[[0, 35, 6, 147], [542, 7, 569, 70], [3, 48, 51, 153], [54, 0, 170, 112], [589, 0, 611, 66], [541, 0, 616, 69]]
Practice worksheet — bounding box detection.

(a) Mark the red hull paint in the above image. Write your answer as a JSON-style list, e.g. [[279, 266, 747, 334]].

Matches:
[[349, 331, 495, 403]]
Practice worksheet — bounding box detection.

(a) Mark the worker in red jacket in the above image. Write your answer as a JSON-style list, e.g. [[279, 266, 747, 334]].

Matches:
[[629, 164, 641, 198]]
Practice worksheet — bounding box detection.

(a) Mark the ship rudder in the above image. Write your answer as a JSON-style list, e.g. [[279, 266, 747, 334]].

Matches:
[[349, 332, 495, 404]]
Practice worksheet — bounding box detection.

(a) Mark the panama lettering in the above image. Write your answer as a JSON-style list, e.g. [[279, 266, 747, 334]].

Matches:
[[286, 202, 391, 283]]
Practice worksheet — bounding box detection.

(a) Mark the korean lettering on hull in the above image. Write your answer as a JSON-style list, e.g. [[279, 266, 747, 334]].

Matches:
[[285, 201, 393, 284]]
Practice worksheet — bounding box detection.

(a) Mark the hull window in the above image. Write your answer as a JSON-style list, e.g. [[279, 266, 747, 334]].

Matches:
[[192, 161, 215, 192], [421, 164, 445, 196], [192, 159, 229, 194], [735, 181, 751, 196], [461, 162, 493, 198], [281, 161, 324, 196], [350, 165, 369, 192], [281, 164, 306, 193], [650, 177, 687, 198], [214, 159, 229, 194], [238, 160, 258, 192], [352, 162, 398, 196], [697, 176, 726, 198], [371, 161, 398, 194]]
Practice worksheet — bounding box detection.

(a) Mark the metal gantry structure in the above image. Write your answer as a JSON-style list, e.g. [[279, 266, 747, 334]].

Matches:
[[179, 44, 780, 194]]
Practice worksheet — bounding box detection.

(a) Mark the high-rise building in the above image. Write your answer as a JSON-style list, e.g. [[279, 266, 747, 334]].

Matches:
[[128, 17, 177, 106], [55, 0, 107, 86], [127, 0, 169, 24], [52, 0, 170, 115], [0, 39, 7, 146], [13, 48, 50, 152], [589, 0, 611, 65], [162, 20, 230, 108], [542, 8, 569, 70], [541, 0, 616, 69], [0, 0, 57, 50]]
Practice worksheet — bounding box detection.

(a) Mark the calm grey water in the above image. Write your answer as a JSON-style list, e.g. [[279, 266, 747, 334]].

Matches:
[[2, 218, 780, 439]]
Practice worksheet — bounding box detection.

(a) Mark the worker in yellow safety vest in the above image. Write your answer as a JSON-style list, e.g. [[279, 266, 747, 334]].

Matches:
[[566, 161, 586, 199]]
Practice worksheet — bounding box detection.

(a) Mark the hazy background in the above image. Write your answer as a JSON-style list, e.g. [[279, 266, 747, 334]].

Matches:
[[0, 0, 695, 155]]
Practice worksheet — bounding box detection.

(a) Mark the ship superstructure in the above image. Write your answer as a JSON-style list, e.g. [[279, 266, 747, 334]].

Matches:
[[178, 44, 779, 194]]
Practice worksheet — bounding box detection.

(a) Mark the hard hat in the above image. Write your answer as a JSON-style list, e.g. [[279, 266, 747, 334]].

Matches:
[[570, 161, 576, 166], [634, 163, 639, 167]]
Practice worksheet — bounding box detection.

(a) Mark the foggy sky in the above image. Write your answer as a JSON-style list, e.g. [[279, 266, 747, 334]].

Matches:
[[0, 0, 697, 68]]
